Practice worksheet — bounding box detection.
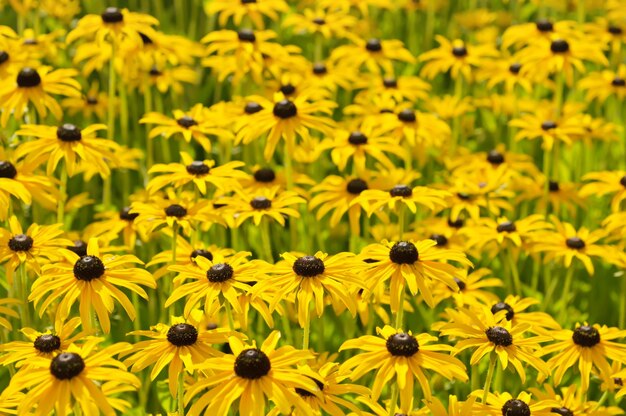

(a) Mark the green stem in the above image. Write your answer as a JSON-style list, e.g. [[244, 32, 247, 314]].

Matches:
[[57, 162, 68, 225], [259, 218, 273, 261], [397, 204, 405, 240], [388, 384, 399, 416], [507, 250, 522, 295], [171, 224, 179, 315], [395, 287, 405, 329], [144, 85, 154, 178], [620, 276, 626, 329], [19, 264, 31, 328], [302, 310, 311, 351], [224, 299, 235, 330], [177, 369, 185, 416], [482, 353, 497, 403], [559, 266, 575, 322]]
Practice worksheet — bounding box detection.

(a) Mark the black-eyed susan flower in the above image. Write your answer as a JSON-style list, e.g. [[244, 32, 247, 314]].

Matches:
[[528, 384, 609, 416], [0, 66, 81, 126], [0, 317, 84, 366], [165, 251, 261, 318], [320, 120, 408, 173], [357, 184, 451, 218], [509, 108, 586, 151], [579, 65, 626, 104], [29, 238, 156, 333], [206, 0, 288, 29], [147, 152, 246, 195], [255, 251, 365, 331], [580, 170, 626, 213], [221, 186, 306, 227], [479, 391, 558, 416], [539, 323, 626, 392], [147, 236, 235, 280], [131, 190, 223, 236], [440, 307, 550, 384], [354, 74, 430, 103], [5, 337, 139, 415], [282, 7, 357, 40], [489, 296, 560, 333], [86, 206, 150, 250], [122, 312, 233, 398], [0, 216, 71, 284], [426, 395, 480, 416], [61, 82, 110, 120], [16, 123, 119, 177], [360, 239, 472, 311], [330, 37, 415, 75], [530, 216, 619, 275], [340, 325, 467, 412], [431, 268, 503, 308], [186, 331, 318, 415], [419, 36, 498, 80], [502, 19, 577, 49], [237, 92, 337, 160], [238, 165, 313, 195], [66, 7, 158, 46]]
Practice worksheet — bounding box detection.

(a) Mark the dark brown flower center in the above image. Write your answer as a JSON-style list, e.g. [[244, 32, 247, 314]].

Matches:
[[389, 241, 419, 264], [491, 302, 515, 321], [0, 161, 17, 179], [253, 167, 275, 183], [502, 399, 531, 416], [273, 99, 297, 119], [386, 333, 419, 356], [234, 348, 271, 379], [167, 323, 198, 346], [238, 29, 256, 42], [191, 249, 213, 261], [67, 240, 87, 257], [608, 26, 623, 35], [34, 334, 61, 353], [365, 38, 382, 52], [430, 234, 448, 246], [312, 17, 325, 25], [346, 178, 368, 195], [164, 204, 187, 218], [551, 407, 573, 416], [565, 237, 585, 249], [612, 77, 626, 87], [572, 325, 600, 347], [348, 131, 368, 145], [397, 109, 416, 123], [390, 184, 412, 197], [51, 352, 85, 380], [312, 62, 327, 75], [250, 196, 272, 210], [549, 180, 560, 192], [454, 277, 466, 291], [541, 120, 557, 130], [119, 206, 138, 222], [508, 63, 522, 74], [17, 67, 41, 87], [186, 161, 210, 176], [74, 255, 105, 281], [452, 46, 468, 57], [0, 51, 9, 65], [8, 234, 33, 252], [177, 116, 197, 129], [296, 377, 325, 397], [293, 255, 325, 277], [486, 326, 513, 346], [448, 218, 464, 228], [57, 124, 82, 142], [206, 263, 234, 283], [487, 150, 505, 164], [244, 102, 263, 114], [620, 175, 626, 187], [279, 84, 296, 96], [383, 77, 398, 88], [550, 39, 569, 53], [101, 7, 123, 23], [497, 221, 517, 233], [536, 19, 554, 32]]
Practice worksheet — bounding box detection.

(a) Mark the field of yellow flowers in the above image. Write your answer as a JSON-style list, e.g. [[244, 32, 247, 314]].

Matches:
[[1, 0, 626, 415]]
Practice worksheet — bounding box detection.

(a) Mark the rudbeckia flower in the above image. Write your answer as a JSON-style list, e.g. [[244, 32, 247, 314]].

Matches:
[[488, 296, 560, 333], [479, 391, 558, 416], [0, 216, 71, 284], [419, 36, 498, 80], [206, 0, 288, 29], [439, 307, 551, 383], [165, 251, 262, 318], [330, 37, 415, 75], [122, 312, 233, 397], [502, 19, 577, 49], [255, 251, 365, 329], [580, 170, 626, 213], [357, 184, 451, 216], [0, 66, 81, 127], [0, 317, 84, 366], [85, 206, 150, 250], [340, 326, 467, 412], [425, 395, 480, 416], [509, 110, 585, 151], [539, 323, 626, 392], [360, 239, 472, 311], [15, 123, 120, 177], [29, 238, 156, 333], [66, 7, 159, 46], [61, 82, 111, 120], [237, 92, 336, 160], [282, 7, 357, 40], [529, 384, 615, 416], [186, 331, 318, 415], [4, 337, 139, 415], [354, 74, 431, 103], [238, 165, 313, 196], [221, 186, 306, 227], [147, 152, 246, 194], [431, 268, 503, 308], [579, 65, 626, 103]]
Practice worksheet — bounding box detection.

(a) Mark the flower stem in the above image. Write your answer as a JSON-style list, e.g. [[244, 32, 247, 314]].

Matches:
[[105, 41, 117, 209], [559, 266, 575, 322], [507, 250, 522, 295], [57, 162, 68, 225], [395, 287, 405, 329], [224, 299, 235, 330], [302, 310, 311, 351], [177, 369, 185, 416], [621, 276, 626, 329], [397, 204, 405, 240], [482, 352, 497, 403], [388, 384, 399, 416], [19, 264, 31, 328]]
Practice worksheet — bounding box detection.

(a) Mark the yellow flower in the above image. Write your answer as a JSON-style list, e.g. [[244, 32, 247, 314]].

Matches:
[[579, 65, 626, 104], [580, 170, 626, 213], [282, 7, 357, 40], [419, 36, 498, 80], [206, 0, 288, 29], [29, 238, 156, 333], [330, 37, 415, 75], [340, 325, 467, 411], [221, 186, 306, 227]]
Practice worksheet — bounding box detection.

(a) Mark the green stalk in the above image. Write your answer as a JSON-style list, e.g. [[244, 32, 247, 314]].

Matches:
[[559, 266, 575, 322], [397, 204, 405, 240], [224, 299, 235, 330], [482, 353, 497, 403], [177, 369, 185, 416], [19, 264, 31, 328], [394, 288, 405, 329], [57, 162, 68, 225], [105, 42, 117, 209], [259, 218, 273, 261], [507, 250, 522, 295], [388, 384, 399, 416], [302, 309, 311, 351]]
